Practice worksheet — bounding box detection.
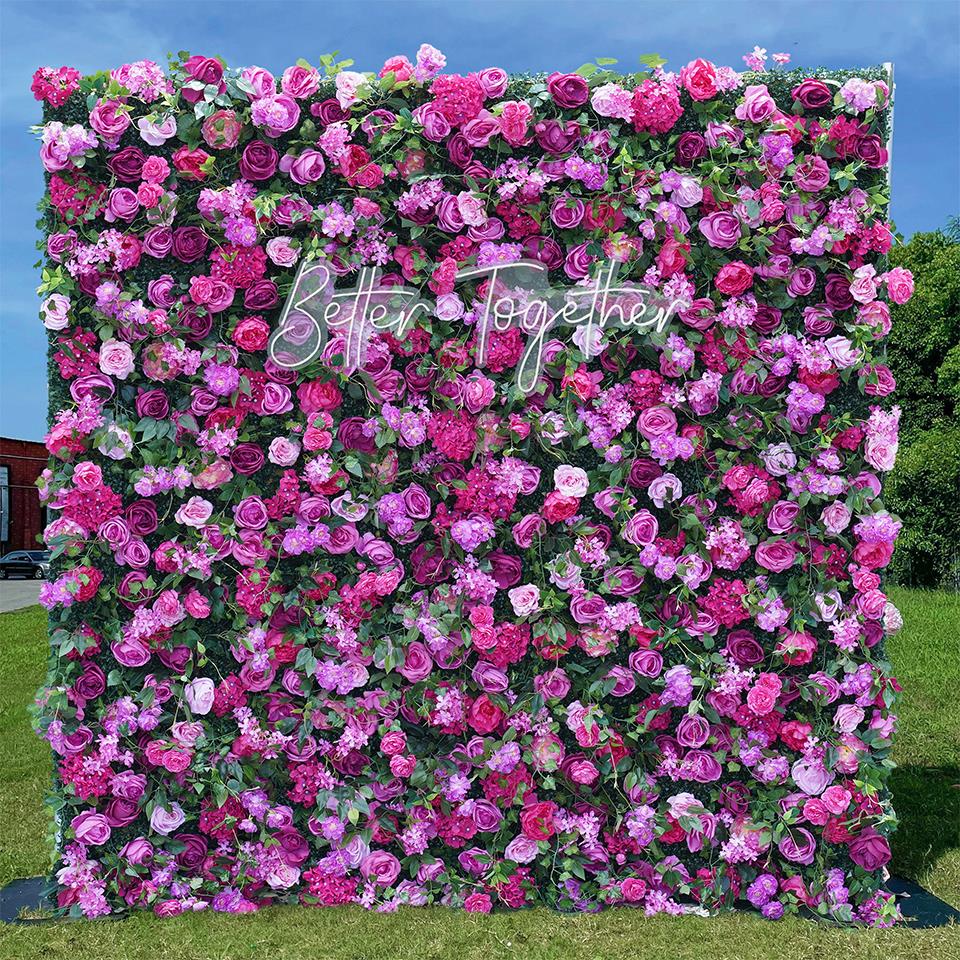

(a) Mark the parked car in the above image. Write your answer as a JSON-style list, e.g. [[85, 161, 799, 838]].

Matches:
[[0, 550, 51, 580]]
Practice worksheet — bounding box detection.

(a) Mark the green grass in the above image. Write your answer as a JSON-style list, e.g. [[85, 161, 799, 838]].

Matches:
[[0, 589, 957, 960]]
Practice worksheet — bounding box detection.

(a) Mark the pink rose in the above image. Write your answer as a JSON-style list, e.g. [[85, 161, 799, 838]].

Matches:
[[184, 678, 215, 716], [508, 583, 541, 617], [99, 339, 135, 380], [175, 496, 214, 528], [71, 810, 112, 845]]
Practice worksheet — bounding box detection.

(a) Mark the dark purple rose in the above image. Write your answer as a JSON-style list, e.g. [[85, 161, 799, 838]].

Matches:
[[487, 550, 522, 589], [627, 458, 663, 489], [135, 388, 169, 420], [126, 500, 158, 536], [854, 134, 887, 169], [824, 273, 855, 311], [171, 227, 209, 263], [103, 797, 141, 827], [675, 131, 706, 166], [230, 443, 265, 475], [410, 541, 451, 585], [108, 146, 146, 182], [244, 280, 279, 310], [719, 781, 750, 815], [310, 98, 349, 126], [547, 72, 590, 109], [725, 629, 765, 666], [239, 140, 279, 180], [142, 226, 173, 259], [174, 833, 209, 871], [338, 417, 376, 454], [74, 662, 106, 702], [157, 646, 191, 671], [753, 304, 783, 334]]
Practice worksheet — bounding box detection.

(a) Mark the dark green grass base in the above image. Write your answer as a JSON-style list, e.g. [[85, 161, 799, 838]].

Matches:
[[1, 589, 957, 959]]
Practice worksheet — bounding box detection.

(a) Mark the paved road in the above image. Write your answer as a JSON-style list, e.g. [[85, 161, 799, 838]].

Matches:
[[0, 580, 42, 613]]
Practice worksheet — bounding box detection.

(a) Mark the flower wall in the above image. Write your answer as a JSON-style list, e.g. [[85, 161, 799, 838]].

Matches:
[[32, 46, 911, 924]]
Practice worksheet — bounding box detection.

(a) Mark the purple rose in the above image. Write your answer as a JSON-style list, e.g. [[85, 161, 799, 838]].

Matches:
[[142, 227, 173, 259], [487, 550, 522, 589], [239, 140, 279, 180], [698, 211, 742, 249], [135, 388, 169, 420], [535, 120, 581, 155], [234, 496, 269, 530], [108, 146, 146, 182], [172, 227, 209, 263], [676, 714, 710, 748], [675, 131, 706, 166], [71, 811, 112, 845], [230, 443, 265, 475], [402, 484, 432, 520], [279, 148, 326, 184], [778, 827, 817, 865], [848, 829, 892, 871], [547, 72, 590, 109], [105, 188, 139, 223], [569, 592, 606, 625]]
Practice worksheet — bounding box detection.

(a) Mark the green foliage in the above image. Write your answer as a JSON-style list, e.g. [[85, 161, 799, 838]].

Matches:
[[887, 424, 960, 588], [887, 231, 960, 440], [885, 230, 960, 587]]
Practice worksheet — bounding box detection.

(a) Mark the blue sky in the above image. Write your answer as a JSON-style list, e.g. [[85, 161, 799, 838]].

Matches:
[[1, 0, 958, 441]]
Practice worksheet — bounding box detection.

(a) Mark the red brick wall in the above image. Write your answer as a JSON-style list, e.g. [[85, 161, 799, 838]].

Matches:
[[0, 437, 47, 553]]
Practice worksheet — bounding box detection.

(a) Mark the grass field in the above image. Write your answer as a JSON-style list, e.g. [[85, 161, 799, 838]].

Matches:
[[1, 589, 957, 960]]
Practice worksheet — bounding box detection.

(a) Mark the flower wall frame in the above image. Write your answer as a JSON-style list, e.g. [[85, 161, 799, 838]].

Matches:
[[31, 46, 910, 924]]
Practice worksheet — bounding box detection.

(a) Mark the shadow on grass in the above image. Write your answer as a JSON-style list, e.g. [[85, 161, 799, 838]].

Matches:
[[890, 763, 960, 884]]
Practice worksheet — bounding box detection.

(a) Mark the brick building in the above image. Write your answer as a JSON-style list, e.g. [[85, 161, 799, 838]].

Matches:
[[0, 437, 47, 553]]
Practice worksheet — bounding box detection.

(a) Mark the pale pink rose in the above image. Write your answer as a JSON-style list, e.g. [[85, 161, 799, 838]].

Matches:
[[266, 237, 300, 267], [175, 496, 214, 527], [834, 704, 865, 733], [99, 339, 135, 379], [508, 583, 541, 617], [335, 71, 367, 109], [149, 802, 186, 835], [268, 436, 301, 466], [456, 191, 487, 226], [41, 294, 71, 330], [185, 677, 216, 715], [820, 501, 852, 535], [554, 465, 589, 498]]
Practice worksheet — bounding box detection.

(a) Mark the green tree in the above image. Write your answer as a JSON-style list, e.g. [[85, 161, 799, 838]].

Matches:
[[886, 229, 960, 586], [886, 231, 960, 440]]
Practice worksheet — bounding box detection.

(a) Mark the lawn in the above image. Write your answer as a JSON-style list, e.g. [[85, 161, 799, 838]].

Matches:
[[0, 589, 957, 960]]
